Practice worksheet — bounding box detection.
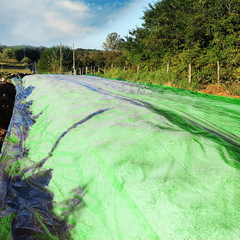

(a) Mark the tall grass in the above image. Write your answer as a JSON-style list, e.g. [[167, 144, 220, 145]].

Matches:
[[96, 68, 201, 91], [224, 81, 240, 96], [0, 68, 32, 77]]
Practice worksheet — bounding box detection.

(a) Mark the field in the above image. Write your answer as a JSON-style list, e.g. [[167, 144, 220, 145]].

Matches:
[[0, 59, 32, 75]]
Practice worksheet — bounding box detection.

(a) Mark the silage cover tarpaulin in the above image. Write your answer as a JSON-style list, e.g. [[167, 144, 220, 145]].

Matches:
[[0, 74, 240, 239]]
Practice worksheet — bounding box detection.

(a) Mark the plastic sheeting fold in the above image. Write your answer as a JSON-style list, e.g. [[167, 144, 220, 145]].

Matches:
[[0, 75, 240, 239]]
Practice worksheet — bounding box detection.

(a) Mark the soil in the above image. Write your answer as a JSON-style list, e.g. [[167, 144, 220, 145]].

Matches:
[[198, 84, 240, 99]]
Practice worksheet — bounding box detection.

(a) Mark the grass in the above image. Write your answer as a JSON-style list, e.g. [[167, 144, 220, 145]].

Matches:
[[95, 68, 201, 91], [94, 68, 240, 97], [225, 81, 240, 96], [0, 216, 12, 240], [0, 58, 32, 77]]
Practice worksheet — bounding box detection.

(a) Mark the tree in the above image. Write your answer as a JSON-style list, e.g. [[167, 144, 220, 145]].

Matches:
[[88, 51, 105, 68], [2, 48, 15, 61], [37, 45, 73, 73], [21, 57, 32, 65], [102, 32, 122, 51], [120, 0, 240, 83], [13, 46, 45, 62]]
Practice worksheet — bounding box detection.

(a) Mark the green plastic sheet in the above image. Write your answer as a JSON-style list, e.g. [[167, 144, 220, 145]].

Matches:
[[1, 74, 240, 239]]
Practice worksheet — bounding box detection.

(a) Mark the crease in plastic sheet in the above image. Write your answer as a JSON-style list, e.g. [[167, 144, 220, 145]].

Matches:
[[0, 75, 240, 239]]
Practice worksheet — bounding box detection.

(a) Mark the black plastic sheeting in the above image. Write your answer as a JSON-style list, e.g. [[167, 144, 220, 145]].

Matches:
[[0, 82, 16, 150], [0, 78, 73, 240]]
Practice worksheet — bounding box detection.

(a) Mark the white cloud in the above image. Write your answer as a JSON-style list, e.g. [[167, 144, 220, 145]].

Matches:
[[45, 12, 78, 35], [0, 0, 148, 48], [55, 1, 89, 12], [0, 0, 94, 44], [97, 6, 103, 10]]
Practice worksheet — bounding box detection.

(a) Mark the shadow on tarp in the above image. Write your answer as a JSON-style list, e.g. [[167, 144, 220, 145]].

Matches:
[[0, 78, 86, 240], [63, 75, 240, 170]]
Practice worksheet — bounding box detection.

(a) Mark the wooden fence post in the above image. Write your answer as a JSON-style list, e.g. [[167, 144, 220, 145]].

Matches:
[[86, 67, 88, 75], [60, 43, 62, 74], [73, 44, 76, 75], [137, 65, 140, 74], [188, 63, 192, 83], [167, 61, 170, 73], [217, 61, 220, 85]]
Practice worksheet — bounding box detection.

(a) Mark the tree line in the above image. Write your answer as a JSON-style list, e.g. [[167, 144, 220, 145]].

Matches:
[[36, 42, 126, 74], [0, 45, 46, 63], [0, 43, 125, 74], [118, 0, 240, 85], [1, 0, 240, 87], [37, 0, 240, 85]]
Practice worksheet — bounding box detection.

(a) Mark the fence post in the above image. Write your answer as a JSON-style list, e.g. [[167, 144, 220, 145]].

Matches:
[[137, 65, 140, 74], [86, 67, 88, 75], [60, 43, 62, 74], [167, 61, 170, 73], [217, 61, 220, 85], [73, 44, 76, 75], [98, 66, 100, 72], [188, 63, 192, 83]]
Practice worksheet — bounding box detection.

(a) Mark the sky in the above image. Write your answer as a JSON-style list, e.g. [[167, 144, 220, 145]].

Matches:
[[0, 0, 151, 50]]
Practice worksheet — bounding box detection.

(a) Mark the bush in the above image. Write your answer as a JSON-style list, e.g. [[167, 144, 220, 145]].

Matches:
[[21, 57, 32, 64], [225, 81, 240, 96], [95, 67, 202, 92]]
